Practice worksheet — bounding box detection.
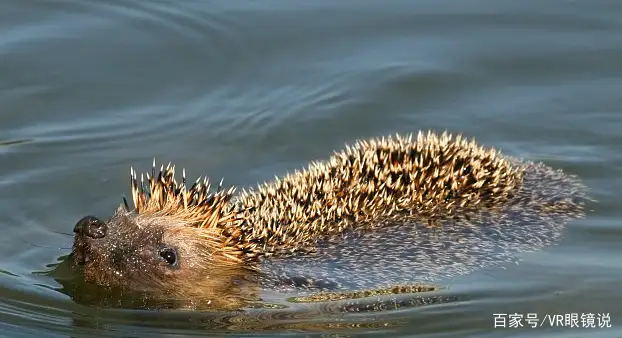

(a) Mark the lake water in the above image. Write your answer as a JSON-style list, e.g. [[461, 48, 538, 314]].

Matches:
[[1, 1, 621, 337]]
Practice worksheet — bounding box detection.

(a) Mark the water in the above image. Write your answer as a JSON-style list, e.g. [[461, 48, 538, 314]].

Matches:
[[1, 0, 620, 337]]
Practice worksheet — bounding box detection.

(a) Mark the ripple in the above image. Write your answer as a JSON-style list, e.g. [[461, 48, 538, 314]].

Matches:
[[0, 1, 262, 179]]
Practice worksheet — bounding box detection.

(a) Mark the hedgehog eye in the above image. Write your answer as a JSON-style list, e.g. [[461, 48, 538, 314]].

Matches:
[[159, 248, 178, 266]]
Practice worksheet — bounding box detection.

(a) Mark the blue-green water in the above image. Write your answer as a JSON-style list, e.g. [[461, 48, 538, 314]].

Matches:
[[1, 1, 620, 337]]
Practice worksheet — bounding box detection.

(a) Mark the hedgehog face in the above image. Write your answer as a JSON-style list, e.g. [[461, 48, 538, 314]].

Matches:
[[70, 206, 238, 296]]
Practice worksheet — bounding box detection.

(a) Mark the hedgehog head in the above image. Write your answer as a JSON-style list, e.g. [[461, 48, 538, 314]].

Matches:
[[70, 162, 250, 301]]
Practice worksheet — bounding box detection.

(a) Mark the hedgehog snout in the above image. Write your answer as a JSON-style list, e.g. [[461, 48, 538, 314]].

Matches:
[[73, 215, 108, 239]]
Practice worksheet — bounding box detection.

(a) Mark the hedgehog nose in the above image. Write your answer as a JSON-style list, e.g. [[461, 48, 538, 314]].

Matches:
[[73, 215, 107, 239]]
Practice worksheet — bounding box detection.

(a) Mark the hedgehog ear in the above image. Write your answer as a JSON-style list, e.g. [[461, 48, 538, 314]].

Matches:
[[116, 203, 129, 215]]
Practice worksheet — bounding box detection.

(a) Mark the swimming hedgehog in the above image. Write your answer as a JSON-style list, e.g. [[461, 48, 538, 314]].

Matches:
[[70, 131, 588, 309]]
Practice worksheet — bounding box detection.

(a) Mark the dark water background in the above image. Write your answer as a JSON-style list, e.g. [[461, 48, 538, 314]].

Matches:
[[1, 1, 621, 337]]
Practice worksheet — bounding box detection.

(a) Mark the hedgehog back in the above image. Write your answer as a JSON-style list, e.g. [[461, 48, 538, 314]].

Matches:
[[257, 159, 588, 293], [234, 132, 525, 257]]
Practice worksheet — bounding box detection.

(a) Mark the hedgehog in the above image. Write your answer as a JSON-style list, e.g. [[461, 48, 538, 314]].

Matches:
[[69, 131, 588, 309]]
